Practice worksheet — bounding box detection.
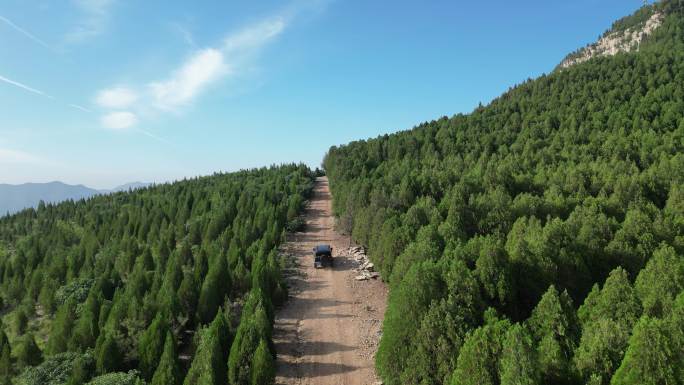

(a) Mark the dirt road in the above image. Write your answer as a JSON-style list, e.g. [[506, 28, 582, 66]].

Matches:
[[274, 177, 387, 385]]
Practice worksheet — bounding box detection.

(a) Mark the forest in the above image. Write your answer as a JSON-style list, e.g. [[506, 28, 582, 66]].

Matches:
[[0, 164, 315, 385], [324, 1, 684, 384]]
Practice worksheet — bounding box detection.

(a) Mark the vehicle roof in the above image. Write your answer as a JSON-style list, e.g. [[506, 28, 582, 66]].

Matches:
[[314, 244, 332, 253]]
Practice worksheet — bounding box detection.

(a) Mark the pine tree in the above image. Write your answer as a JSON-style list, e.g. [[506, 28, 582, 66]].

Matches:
[[183, 324, 225, 385], [611, 316, 678, 385], [95, 332, 122, 374], [210, 307, 232, 361], [0, 328, 12, 385], [69, 292, 101, 351], [250, 338, 275, 385], [634, 245, 684, 317], [402, 260, 483, 385], [138, 313, 168, 380], [228, 317, 260, 385], [47, 300, 77, 355], [527, 286, 579, 385], [197, 255, 230, 325], [67, 352, 95, 385], [575, 268, 642, 384], [499, 324, 540, 385], [376, 262, 443, 385], [177, 269, 199, 319], [14, 333, 42, 369], [451, 315, 510, 385], [151, 331, 181, 385]]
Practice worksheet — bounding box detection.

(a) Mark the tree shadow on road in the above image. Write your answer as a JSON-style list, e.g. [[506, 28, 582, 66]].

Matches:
[[277, 340, 356, 357], [276, 362, 358, 380]]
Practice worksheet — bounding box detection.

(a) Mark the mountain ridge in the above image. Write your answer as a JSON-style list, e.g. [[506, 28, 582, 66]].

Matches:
[[0, 181, 152, 215]]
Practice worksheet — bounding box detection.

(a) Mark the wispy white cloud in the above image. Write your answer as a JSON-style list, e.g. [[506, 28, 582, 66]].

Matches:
[[149, 48, 227, 110], [0, 148, 43, 165], [64, 0, 115, 45], [0, 74, 53, 99], [93, 1, 330, 136], [95, 14, 288, 123], [0, 15, 52, 50], [95, 87, 138, 109], [147, 17, 287, 110], [148, 16, 286, 110], [101, 111, 138, 130], [223, 17, 286, 53]]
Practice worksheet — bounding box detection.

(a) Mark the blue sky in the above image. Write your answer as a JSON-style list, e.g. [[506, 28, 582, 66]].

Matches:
[[1, 0, 645, 188]]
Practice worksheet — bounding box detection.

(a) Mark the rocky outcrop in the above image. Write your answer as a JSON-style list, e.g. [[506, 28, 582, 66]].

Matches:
[[560, 11, 664, 69]]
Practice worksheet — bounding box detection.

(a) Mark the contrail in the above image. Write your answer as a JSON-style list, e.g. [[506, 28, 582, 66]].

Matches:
[[0, 74, 53, 99], [138, 128, 171, 145], [1, 75, 95, 115], [69, 104, 92, 113], [0, 15, 52, 50]]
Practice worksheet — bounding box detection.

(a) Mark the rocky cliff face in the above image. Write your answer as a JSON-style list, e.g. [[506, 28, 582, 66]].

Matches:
[[560, 11, 664, 69]]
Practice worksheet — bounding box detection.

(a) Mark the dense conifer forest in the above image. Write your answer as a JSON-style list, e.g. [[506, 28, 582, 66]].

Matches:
[[324, 1, 684, 384], [0, 165, 315, 385], [3, 1, 684, 385]]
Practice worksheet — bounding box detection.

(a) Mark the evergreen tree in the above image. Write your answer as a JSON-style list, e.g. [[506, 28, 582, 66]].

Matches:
[[209, 307, 232, 361], [228, 316, 260, 385], [575, 268, 642, 384], [450, 314, 510, 385], [376, 262, 444, 385], [67, 352, 95, 385], [177, 269, 199, 319], [401, 260, 483, 385], [197, 255, 230, 325], [499, 324, 540, 385], [183, 325, 224, 385], [634, 245, 684, 317], [151, 332, 181, 385], [95, 333, 122, 374], [611, 316, 679, 385], [14, 333, 42, 369], [250, 338, 275, 385], [138, 313, 168, 380], [70, 292, 101, 351], [48, 300, 78, 355], [0, 327, 12, 384], [527, 286, 579, 385]]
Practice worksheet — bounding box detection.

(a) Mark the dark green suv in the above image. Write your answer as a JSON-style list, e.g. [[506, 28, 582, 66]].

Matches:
[[313, 244, 333, 268]]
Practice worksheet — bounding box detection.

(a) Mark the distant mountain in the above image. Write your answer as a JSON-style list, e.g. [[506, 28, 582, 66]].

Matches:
[[102, 182, 152, 194], [0, 181, 152, 216], [0, 182, 100, 216]]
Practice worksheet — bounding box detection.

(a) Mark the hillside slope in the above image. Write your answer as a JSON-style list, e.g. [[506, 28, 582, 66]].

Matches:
[[324, 1, 684, 385], [0, 165, 315, 385]]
